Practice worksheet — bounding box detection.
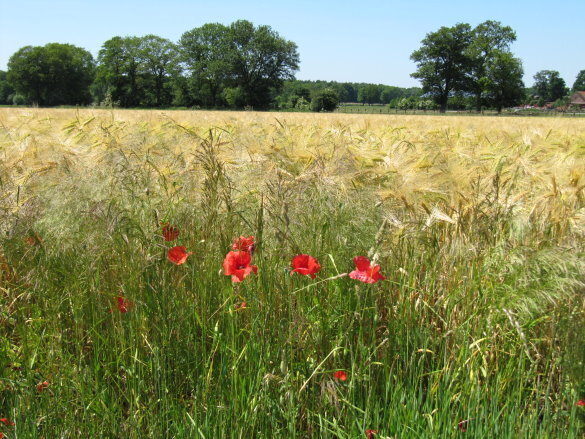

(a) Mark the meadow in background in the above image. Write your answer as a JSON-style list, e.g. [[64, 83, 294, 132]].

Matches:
[[0, 108, 584, 437]]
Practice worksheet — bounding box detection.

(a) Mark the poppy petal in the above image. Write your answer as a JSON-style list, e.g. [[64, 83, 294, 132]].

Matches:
[[353, 256, 372, 271], [168, 246, 192, 265], [223, 251, 257, 282]]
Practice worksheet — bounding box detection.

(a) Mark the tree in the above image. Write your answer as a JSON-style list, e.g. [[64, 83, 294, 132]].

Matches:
[[311, 88, 339, 112], [467, 20, 516, 111], [0, 71, 15, 104], [572, 70, 585, 91], [229, 20, 299, 108], [179, 23, 233, 107], [96, 36, 143, 107], [180, 20, 299, 109], [533, 70, 568, 103], [357, 84, 380, 105], [380, 86, 402, 104], [410, 23, 473, 112], [484, 51, 524, 112], [7, 43, 94, 106], [138, 35, 179, 107]]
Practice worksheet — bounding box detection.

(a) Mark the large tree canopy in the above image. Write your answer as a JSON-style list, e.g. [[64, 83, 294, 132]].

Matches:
[[533, 70, 568, 103], [484, 51, 524, 112], [466, 20, 516, 111], [410, 23, 473, 112], [180, 20, 299, 109], [7, 43, 94, 106], [138, 35, 180, 107], [411, 21, 525, 112], [95, 36, 180, 107]]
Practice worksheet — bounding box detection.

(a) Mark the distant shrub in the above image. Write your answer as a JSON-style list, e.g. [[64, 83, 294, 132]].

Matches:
[[12, 94, 26, 105], [223, 87, 246, 109], [311, 88, 339, 112]]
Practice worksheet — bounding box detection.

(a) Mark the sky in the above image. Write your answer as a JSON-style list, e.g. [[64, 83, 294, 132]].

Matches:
[[0, 0, 583, 88]]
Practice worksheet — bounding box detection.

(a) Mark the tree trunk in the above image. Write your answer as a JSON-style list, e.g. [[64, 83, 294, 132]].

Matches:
[[439, 97, 448, 113], [438, 93, 448, 113], [475, 92, 482, 112]]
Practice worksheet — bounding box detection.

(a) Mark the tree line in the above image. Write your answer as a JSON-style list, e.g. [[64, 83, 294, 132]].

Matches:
[[1, 20, 300, 109], [0, 19, 583, 112], [410, 20, 584, 112]]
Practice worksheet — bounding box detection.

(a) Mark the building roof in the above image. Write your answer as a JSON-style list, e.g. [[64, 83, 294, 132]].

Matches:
[[570, 91, 585, 104]]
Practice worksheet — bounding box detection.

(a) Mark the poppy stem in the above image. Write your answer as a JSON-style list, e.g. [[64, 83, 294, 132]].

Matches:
[[298, 346, 342, 395], [290, 273, 348, 295]]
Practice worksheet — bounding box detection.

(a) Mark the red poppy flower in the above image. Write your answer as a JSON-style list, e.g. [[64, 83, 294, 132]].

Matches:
[[0, 432, 5, 438], [25, 235, 42, 246], [161, 223, 180, 242], [577, 399, 585, 407], [235, 301, 248, 310], [232, 236, 255, 253], [291, 254, 321, 279], [167, 246, 192, 265], [349, 256, 385, 284], [0, 418, 14, 426], [37, 380, 49, 392], [457, 419, 469, 432], [115, 296, 133, 313], [333, 370, 347, 381], [223, 251, 258, 283], [365, 429, 378, 438]]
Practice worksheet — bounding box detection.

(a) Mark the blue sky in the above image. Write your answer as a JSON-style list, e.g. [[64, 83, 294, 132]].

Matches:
[[0, 0, 583, 88]]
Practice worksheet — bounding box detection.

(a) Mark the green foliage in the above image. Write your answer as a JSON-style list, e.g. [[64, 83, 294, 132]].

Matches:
[[7, 43, 95, 106], [410, 23, 473, 112], [139, 35, 181, 107], [222, 87, 246, 108], [484, 51, 524, 112], [357, 84, 380, 104], [533, 70, 568, 103], [180, 20, 299, 109], [466, 20, 517, 111], [0, 71, 15, 105], [95, 35, 179, 107], [179, 23, 233, 107], [311, 88, 339, 112], [411, 21, 525, 113], [276, 81, 422, 110], [572, 70, 585, 91], [11, 94, 26, 105], [95, 36, 141, 106]]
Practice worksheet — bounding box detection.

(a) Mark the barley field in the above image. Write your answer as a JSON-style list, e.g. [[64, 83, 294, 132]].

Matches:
[[0, 108, 584, 438]]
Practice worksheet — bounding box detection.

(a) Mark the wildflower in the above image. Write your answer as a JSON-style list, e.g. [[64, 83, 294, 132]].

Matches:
[[0, 418, 14, 426], [0, 432, 5, 438], [291, 254, 321, 279], [25, 235, 42, 246], [457, 419, 469, 432], [577, 399, 585, 407], [161, 223, 179, 242], [37, 380, 49, 392], [235, 301, 248, 310], [167, 246, 192, 265], [232, 236, 255, 253], [365, 429, 378, 438], [115, 296, 133, 313], [223, 251, 258, 283], [349, 256, 385, 284], [333, 370, 347, 381]]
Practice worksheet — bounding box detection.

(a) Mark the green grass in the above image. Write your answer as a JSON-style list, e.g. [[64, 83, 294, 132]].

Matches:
[[0, 112, 584, 438]]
